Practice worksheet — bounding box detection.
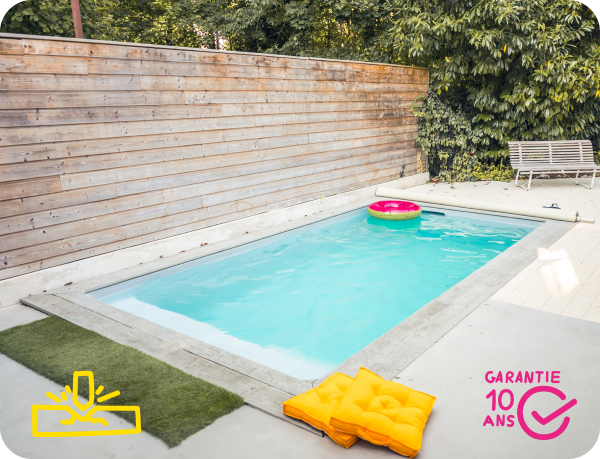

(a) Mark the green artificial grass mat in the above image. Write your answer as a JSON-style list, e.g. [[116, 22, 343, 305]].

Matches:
[[0, 316, 244, 447]]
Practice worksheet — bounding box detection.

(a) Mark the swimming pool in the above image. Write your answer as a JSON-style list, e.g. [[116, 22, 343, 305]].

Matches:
[[89, 207, 540, 379]]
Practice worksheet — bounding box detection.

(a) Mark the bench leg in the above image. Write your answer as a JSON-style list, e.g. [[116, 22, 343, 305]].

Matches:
[[527, 172, 533, 191], [583, 172, 596, 190], [575, 171, 580, 185], [515, 170, 529, 191]]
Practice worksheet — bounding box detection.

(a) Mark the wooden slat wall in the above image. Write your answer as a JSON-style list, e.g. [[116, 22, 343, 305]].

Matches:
[[0, 35, 428, 281]]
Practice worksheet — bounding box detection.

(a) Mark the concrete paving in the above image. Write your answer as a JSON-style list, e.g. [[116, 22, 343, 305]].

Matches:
[[2, 300, 600, 458], [0, 303, 47, 332], [394, 300, 600, 459]]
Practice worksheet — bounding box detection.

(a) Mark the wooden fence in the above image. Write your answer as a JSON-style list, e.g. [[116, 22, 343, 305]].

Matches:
[[0, 34, 428, 281]]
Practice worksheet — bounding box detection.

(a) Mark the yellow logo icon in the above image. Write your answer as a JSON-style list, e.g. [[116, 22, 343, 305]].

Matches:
[[32, 371, 141, 437]]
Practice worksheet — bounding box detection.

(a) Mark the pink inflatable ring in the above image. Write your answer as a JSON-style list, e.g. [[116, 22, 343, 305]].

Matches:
[[368, 200, 422, 221]]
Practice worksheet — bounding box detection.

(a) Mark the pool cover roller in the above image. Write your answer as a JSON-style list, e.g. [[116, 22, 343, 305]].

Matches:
[[375, 187, 595, 223], [283, 368, 436, 457]]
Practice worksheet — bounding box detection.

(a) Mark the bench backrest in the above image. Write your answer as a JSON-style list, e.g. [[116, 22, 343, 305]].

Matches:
[[508, 140, 594, 166]]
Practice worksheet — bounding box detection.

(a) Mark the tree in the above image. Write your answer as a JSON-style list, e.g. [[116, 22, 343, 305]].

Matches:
[[387, 0, 600, 158], [1, 0, 395, 59], [0, 0, 117, 40], [167, 0, 394, 60]]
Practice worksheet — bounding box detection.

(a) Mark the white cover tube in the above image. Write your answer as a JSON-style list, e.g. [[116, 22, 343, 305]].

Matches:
[[375, 187, 593, 223]]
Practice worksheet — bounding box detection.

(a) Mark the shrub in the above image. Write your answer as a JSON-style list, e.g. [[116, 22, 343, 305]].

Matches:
[[472, 160, 514, 182], [410, 90, 480, 182]]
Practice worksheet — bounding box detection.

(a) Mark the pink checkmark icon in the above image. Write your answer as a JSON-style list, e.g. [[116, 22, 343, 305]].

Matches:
[[518, 386, 578, 440], [531, 399, 577, 425]]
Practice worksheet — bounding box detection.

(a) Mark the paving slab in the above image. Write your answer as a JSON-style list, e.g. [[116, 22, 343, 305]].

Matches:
[[0, 304, 47, 332]]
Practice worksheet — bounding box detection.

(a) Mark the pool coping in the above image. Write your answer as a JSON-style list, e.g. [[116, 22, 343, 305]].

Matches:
[[20, 197, 575, 435]]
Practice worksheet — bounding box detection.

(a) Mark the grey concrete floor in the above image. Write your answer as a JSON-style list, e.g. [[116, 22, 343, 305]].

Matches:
[[0, 303, 47, 332], [394, 300, 600, 459], [1, 301, 600, 459]]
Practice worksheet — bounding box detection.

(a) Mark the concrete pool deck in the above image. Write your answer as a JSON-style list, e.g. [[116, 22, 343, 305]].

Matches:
[[2, 176, 600, 458]]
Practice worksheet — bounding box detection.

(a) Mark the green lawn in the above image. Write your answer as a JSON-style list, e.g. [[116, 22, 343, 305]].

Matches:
[[0, 316, 244, 447]]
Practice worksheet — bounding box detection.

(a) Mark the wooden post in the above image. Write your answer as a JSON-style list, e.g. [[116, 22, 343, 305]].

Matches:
[[70, 0, 84, 39]]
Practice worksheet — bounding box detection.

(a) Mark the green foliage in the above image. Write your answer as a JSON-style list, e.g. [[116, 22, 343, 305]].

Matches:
[[0, 0, 117, 40], [141, 0, 395, 60], [472, 160, 514, 182], [105, 0, 213, 47], [410, 90, 480, 182], [387, 0, 600, 158], [1, 0, 395, 60]]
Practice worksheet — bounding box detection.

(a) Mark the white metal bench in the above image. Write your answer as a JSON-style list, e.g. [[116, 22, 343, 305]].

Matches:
[[509, 140, 598, 191]]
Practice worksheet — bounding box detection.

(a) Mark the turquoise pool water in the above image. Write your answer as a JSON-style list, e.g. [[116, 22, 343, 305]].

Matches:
[[91, 207, 539, 379]]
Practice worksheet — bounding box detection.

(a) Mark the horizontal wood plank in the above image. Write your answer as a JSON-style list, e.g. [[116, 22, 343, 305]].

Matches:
[[221, 100, 417, 117], [0, 176, 62, 201], [0, 185, 119, 219], [85, 56, 421, 83], [0, 117, 418, 164], [0, 108, 410, 147], [0, 74, 142, 91], [184, 90, 425, 105], [8, 38, 427, 76], [0, 90, 185, 110], [0, 100, 415, 128], [0, 89, 425, 111], [0, 39, 24, 55], [139, 75, 428, 92], [0, 104, 224, 129], [0, 55, 87, 74]]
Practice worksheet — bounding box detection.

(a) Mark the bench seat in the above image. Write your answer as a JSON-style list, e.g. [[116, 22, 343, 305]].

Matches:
[[508, 140, 597, 190]]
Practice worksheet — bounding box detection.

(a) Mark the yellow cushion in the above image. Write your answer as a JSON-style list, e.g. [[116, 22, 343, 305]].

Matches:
[[330, 368, 436, 457], [283, 373, 359, 448]]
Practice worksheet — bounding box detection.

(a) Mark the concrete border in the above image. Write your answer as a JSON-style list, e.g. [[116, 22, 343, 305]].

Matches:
[[17, 179, 574, 434]]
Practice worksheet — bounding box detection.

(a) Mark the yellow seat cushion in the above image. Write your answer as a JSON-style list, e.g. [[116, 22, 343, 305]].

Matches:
[[330, 368, 436, 457], [283, 373, 358, 448]]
